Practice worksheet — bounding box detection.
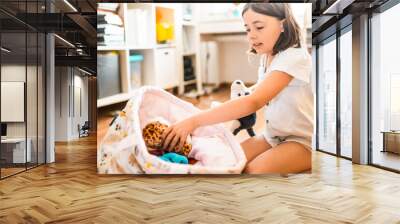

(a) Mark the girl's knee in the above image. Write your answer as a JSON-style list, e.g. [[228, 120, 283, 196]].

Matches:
[[243, 162, 264, 174]]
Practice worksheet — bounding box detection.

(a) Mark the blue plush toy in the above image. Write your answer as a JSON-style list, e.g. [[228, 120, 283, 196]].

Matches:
[[159, 152, 189, 164]]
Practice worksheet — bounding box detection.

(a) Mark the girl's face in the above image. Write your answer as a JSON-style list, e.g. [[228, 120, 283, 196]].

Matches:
[[243, 9, 283, 55]]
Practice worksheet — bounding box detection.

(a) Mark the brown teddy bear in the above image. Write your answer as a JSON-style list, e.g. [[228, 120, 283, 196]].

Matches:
[[142, 121, 192, 156]]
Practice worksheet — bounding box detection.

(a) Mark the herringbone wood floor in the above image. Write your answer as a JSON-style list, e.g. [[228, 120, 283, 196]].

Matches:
[[1, 135, 400, 223], [1, 87, 400, 223]]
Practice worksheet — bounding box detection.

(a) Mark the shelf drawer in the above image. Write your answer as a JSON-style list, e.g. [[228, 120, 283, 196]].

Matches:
[[155, 48, 178, 89]]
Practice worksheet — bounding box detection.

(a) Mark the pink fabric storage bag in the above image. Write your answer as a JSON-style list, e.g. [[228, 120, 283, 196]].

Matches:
[[189, 136, 237, 167], [100, 86, 246, 174]]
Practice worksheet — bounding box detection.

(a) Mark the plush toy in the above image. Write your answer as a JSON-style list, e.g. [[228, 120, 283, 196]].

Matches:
[[159, 152, 189, 164], [142, 121, 192, 156], [230, 80, 257, 137]]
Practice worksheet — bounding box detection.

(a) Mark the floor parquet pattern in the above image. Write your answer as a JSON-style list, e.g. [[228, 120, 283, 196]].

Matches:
[[2, 87, 400, 223], [0, 135, 400, 223]]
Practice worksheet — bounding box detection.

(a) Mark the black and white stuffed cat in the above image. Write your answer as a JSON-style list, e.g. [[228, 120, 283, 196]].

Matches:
[[230, 80, 257, 137]]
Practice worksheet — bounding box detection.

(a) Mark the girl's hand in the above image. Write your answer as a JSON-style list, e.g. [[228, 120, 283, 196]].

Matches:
[[162, 117, 197, 152]]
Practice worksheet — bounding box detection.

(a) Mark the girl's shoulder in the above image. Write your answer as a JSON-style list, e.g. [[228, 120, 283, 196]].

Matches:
[[276, 47, 310, 61], [271, 47, 311, 83], [272, 47, 311, 69]]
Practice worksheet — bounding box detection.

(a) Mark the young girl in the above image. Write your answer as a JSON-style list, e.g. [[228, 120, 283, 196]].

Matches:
[[162, 3, 313, 174]]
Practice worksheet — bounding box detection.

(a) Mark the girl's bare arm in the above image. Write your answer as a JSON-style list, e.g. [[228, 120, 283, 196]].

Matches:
[[162, 70, 293, 151], [249, 83, 258, 92], [193, 71, 293, 127]]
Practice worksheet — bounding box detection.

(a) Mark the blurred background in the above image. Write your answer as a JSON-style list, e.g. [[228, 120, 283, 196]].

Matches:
[[96, 3, 312, 142], [97, 3, 311, 105]]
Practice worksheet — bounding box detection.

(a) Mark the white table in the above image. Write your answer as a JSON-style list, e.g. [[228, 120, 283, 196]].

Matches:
[[1, 138, 32, 163]]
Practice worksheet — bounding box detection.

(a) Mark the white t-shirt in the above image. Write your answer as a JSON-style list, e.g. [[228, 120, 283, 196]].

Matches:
[[257, 47, 314, 146]]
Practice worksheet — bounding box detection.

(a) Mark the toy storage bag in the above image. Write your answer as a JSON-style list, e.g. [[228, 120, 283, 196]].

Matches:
[[98, 86, 246, 174]]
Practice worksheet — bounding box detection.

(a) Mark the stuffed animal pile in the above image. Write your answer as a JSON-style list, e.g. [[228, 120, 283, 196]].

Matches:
[[142, 121, 192, 164], [141, 79, 257, 165]]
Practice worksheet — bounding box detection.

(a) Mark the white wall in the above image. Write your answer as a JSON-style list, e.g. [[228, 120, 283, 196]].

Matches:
[[219, 41, 258, 84], [1, 64, 46, 164], [55, 66, 69, 141], [54, 67, 89, 141], [1, 65, 25, 138], [71, 73, 89, 138], [1, 65, 38, 138], [195, 3, 310, 85], [200, 39, 258, 85]]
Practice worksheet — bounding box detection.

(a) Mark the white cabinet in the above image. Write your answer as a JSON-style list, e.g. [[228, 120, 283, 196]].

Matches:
[[142, 47, 179, 89], [1, 138, 32, 163], [154, 48, 178, 89]]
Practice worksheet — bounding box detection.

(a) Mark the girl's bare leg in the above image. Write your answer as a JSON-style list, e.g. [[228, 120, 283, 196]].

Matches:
[[244, 141, 311, 174], [240, 135, 272, 163]]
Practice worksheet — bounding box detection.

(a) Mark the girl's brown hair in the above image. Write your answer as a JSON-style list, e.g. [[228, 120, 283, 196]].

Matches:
[[242, 3, 302, 55]]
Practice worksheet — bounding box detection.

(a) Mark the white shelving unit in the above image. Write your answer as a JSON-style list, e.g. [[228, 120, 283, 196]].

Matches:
[[97, 3, 203, 108], [97, 4, 130, 107], [97, 92, 132, 108], [179, 4, 203, 96]]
